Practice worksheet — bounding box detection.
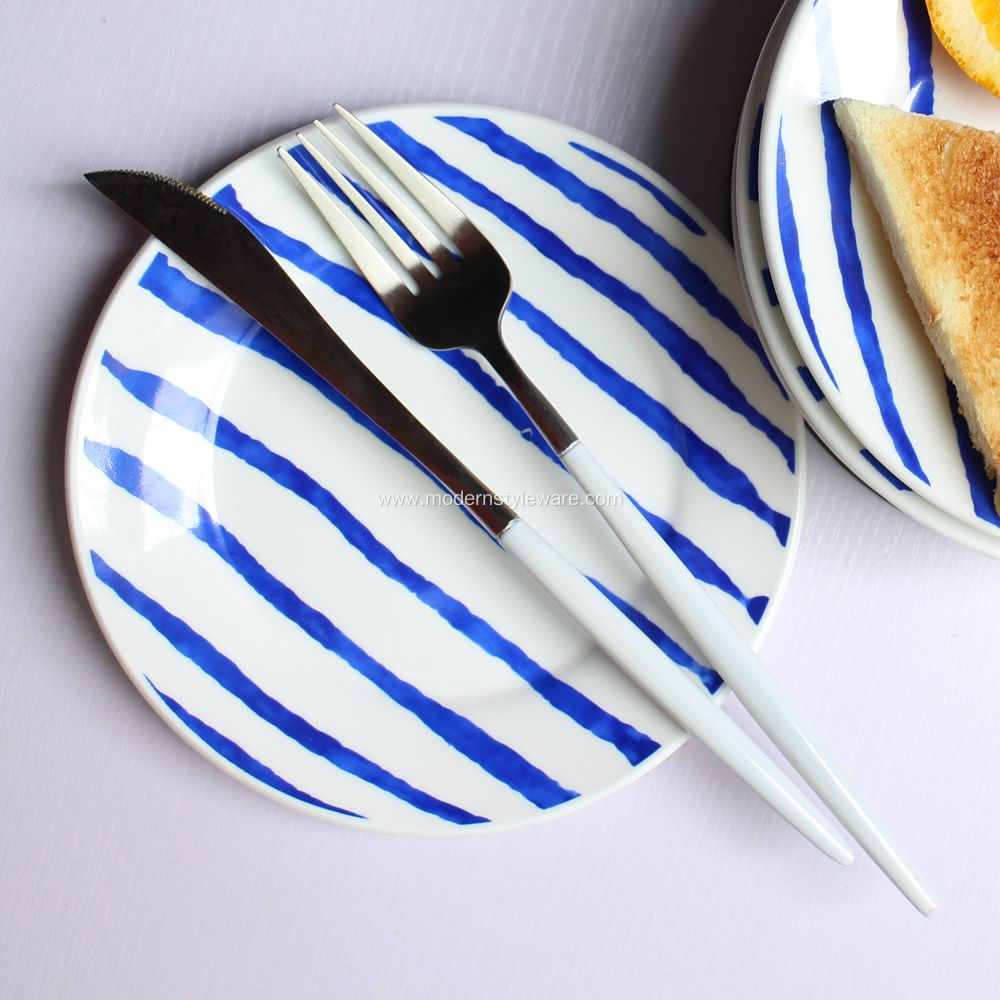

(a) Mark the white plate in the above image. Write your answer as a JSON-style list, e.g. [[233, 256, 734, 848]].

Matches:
[[759, 0, 1000, 536], [734, 1, 1000, 557], [67, 104, 804, 834]]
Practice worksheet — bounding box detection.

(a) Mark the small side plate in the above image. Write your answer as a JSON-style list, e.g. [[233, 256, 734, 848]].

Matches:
[[68, 104, 804, 834]]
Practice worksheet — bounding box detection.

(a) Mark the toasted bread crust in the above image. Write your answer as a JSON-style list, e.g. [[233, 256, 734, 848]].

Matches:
[[834, 99, 1000, 503]]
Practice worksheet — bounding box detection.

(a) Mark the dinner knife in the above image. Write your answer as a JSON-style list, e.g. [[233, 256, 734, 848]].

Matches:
[[85, 168, 852, 865]]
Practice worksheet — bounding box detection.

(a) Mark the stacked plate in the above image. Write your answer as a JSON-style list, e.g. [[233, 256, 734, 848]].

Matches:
[[733, 0, 1000, 557]]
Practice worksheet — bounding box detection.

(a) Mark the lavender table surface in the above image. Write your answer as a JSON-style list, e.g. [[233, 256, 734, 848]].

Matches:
[[3, 1, 999, 997]]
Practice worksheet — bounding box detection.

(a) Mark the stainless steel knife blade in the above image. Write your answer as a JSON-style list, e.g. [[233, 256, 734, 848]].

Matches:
[[84, 169, 515, 536]]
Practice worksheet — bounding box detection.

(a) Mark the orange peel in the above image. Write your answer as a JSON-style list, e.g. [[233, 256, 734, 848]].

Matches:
[[927, 0, 1000, 97]]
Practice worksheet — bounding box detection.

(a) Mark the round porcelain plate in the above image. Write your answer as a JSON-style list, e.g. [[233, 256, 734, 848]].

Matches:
[[760, 0, 1000, 539], [734, 2, 1000, 557], [67, 104, 804, 834]]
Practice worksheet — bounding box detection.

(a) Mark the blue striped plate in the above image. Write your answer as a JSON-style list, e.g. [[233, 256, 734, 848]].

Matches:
[[759, 0, 1000, 543], [67, 105, 804, 834], [735, 2, 1000, 557]]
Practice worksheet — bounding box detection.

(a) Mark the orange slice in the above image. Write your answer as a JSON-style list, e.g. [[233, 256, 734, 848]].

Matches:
[[927, 0, 1000, 97]]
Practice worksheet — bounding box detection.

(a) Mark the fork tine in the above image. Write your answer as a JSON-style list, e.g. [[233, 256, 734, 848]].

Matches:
[[277, 146, 409, 304], [332, 105, 472, 248], [296, 132, 430, 284], [313, 118, 451, 267]]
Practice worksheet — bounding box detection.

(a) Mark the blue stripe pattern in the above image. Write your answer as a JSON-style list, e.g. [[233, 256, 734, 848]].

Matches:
[[818, 101, 929, 485], [775, 125, 838, 389], [442, 117, 769, 371], [372, 120, 795, 468], [100, 350, 660, 764], [134, 254, 729, 668], [211, 186, 560, 466], [568, 140, 706, 235], [222, 179, 791, 486], [794, 8, 932, 487], [902, 0, 935, 115], [137, 254, 487, 535], [281, 150, 565, 463], [761, 267, 779, 309], [626, 494, 768, 625], [858, 450, 912, 492], [145, 677, 366, 818], [506, 294, 791, 544], [85, 442, 578, 809], [433, 350, 561, 465], [203, 191, 791, 540], [588, 578, 721, 695], [91, 552, 485, 824], [945, 382, 1000, 526], [796, 366, 824, 403], [138, 254, 415, 468], [287, 143, 429, 259]]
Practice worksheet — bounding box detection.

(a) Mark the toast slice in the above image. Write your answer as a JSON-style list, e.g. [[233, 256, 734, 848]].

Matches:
[[834, 98, 1000, 508]]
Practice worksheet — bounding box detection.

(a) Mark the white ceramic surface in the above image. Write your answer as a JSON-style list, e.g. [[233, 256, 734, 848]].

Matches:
[[66, 104, 805, 835], [733, 0, 1000, 558], [759, 0, 1000, 539]]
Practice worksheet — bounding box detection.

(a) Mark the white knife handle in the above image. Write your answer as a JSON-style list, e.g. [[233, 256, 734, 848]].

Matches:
[[499, 516, 851, 865], [560, 441, 936, 914]]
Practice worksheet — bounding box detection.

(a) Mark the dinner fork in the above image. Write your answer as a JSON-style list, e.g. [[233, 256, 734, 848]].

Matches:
[[277, 107, 936, 915]]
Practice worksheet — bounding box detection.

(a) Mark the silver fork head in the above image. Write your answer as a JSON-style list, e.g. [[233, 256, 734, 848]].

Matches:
[[278, 107, 511, 354]]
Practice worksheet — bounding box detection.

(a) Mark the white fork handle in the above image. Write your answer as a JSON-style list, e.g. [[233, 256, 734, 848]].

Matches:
[[561, 441, 936, 915], [499, 517, 852, 866]]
